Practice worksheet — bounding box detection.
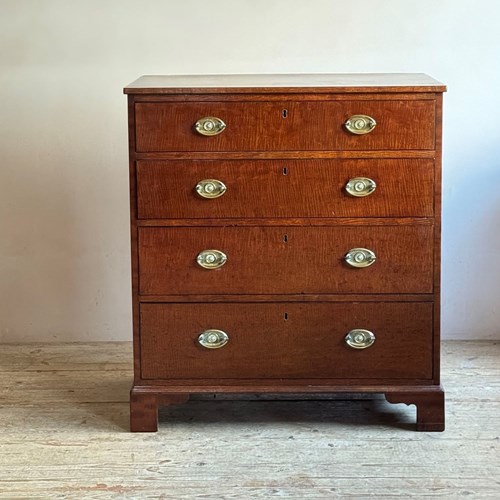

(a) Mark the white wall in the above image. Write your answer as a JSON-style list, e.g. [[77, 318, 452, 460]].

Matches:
[[1, 0, 499, 341]]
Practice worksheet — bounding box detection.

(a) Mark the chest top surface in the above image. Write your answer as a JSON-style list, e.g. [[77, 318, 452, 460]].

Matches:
[[124, 73, 446, 94]]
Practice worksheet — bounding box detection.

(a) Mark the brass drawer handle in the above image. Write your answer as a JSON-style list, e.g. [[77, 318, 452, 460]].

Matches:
[[196, 179, 227, 199], [344, 248, 376, 268], [194, 117, 226, 136], [198, 329, 229, 349], [196, 249, 227, 269], [345, 329, 376, 349], [345, 177, 377, 197], [345, 115, 376, 135]]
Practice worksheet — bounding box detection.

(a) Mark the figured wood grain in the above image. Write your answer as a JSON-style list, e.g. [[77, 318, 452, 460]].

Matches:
[[133, 92, 438, 102], [138, 225, 434, 295], [140, 302, 433, 380], [124, 73, 446, 93], [135, 99, 435, 152], [137, 159, 434, 219], [134, 150, 437, 160], [136, 217, 433, 227]]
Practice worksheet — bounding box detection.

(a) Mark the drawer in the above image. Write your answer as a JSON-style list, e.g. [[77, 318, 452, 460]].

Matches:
[[138, 225, 433, 295], [140, 302, 433, 380], [137, 159, 434, 218], [135, 99, 435, 152]]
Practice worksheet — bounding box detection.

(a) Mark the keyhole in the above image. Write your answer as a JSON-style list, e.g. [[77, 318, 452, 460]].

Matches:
[[283, 167, 288, 176], [284, 312, 288, 321], [283, 234, 288, 243], [282, 109, 288, 118]]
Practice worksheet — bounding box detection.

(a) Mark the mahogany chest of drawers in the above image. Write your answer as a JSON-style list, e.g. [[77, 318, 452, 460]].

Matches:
[[124, 74, 446, 432]]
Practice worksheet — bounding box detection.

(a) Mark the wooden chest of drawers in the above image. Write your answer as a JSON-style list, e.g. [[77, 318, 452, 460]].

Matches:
[[124, 74, 446, 432]]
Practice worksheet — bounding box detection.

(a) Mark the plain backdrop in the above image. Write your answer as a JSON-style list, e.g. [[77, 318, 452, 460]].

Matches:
[[0, 0, 499, 341]]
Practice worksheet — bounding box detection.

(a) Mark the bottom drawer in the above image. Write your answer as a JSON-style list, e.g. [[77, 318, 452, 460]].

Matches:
[[140, 302, 433, 381]]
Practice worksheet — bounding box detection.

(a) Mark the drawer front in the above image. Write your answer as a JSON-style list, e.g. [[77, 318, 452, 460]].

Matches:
[[135, 99, 435, 152], [138, 226, 433, 295], [137, 159, 434, 219], [140, 302, 433, 380]]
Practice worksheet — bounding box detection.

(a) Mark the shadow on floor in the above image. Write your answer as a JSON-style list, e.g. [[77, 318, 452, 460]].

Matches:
[[153, 396, 416, 432]]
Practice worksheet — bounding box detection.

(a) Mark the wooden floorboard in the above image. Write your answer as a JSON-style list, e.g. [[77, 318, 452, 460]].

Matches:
[[0, 341, 498, 498]]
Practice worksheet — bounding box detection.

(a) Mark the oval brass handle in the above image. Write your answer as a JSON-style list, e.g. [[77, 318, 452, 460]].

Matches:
[[345, 177, 377, 197], [195, 179, 227, 199], [344, 248, 376, 268], [198, 329, 229, 349], [345, 329, 376, 349], [196, 249, 227, 269], [345, 115, 376, 135], [194, 117, 226, 136]]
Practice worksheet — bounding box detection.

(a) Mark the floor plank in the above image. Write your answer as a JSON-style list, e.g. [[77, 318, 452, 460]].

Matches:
[[0, 341, 499, 499]]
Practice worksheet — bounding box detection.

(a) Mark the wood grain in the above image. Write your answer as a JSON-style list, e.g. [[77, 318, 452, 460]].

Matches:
[[135, 99, 435, 152], [134, 150, 437, 160], [127, 95, 142, 384], [139, 302, 433, 380], [136, 217, 433, 227], [137, 159, 435, 219], [130, 389, 188, 432], [138, 293, 434, 303], [433, 93, 444, 384], [124, 73, 447, 93], [0, 342, 496, 499], [138, 225, 434, 295], [133, 92, 438, 102], [386, 387, 445, 431]]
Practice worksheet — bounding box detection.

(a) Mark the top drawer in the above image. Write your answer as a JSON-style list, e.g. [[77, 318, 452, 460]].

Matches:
[[134, 98, 436, 152]]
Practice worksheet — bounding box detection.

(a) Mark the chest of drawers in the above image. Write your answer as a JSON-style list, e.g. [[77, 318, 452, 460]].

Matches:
[[124, 74, 446, 432]]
